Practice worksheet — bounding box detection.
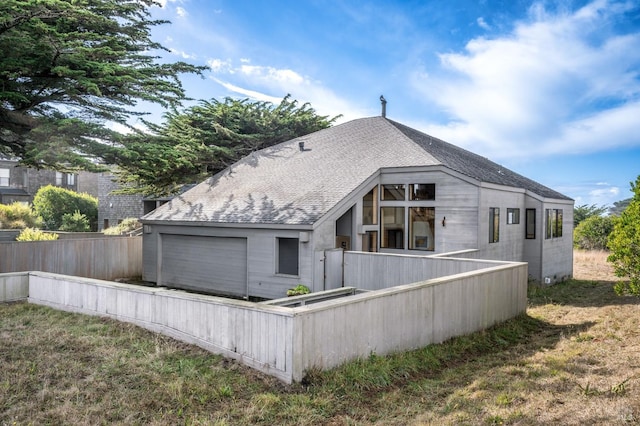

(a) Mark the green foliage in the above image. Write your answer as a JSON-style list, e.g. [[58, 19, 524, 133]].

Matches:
[[0, 202, 41, 229], [573, 204, 607, 227], [287, 284, 311, 297], [0, 0, 205, 171], [32, 185, 97, 231], [573, 215, 614, 250], [607, 176, 640, 296], [59, 210, 90, 232], [115, 95, 340, 195], [103, 218, 141, 235], [16, 227, 58, 241]]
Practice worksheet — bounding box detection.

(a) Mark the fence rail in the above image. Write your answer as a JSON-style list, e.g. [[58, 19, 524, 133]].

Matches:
[[0, 237, 142, 281]]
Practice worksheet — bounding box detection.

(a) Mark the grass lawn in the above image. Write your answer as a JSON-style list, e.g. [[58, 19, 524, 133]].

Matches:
[[1, 250, 639, 425]]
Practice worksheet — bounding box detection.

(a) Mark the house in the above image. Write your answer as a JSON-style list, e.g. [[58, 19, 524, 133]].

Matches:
[[0, 158, 84, 204], [97, 172, 193, 231], [141, 116, 573, 299]]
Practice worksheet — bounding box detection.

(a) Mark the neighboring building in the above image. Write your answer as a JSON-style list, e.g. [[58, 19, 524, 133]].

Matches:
[[141, 116, 574, 299], [97, 172, 192, 231], [0, 158, 78, 204], [97, 172, 144, 231]]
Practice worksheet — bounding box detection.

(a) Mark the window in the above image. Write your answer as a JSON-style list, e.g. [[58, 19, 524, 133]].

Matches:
[[545, 209, 563, 239], [381, 184, 405, 201], [489, 207, 500, 243], [362, 231, 378, 252], [409, 207, 435, 250], [362, 186, 378, 225], [55, 172, 63, 186], [0, 168, 9, 186], [67, 173, 75, 186], [409, 184, 435, 200], [507, 208, 520, 224], [277, 238, 299, 275], [525, 209, 536, 239], [381, 207, 404, 248]]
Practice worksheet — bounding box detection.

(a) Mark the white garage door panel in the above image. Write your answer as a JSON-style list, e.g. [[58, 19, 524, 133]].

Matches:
[[161, 235, 247, 296]]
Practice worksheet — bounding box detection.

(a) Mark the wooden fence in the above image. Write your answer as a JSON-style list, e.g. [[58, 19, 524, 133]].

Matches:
[[0, 237, 142, 281], [343, 251, 507, 290], [1, 256, 527, 384]]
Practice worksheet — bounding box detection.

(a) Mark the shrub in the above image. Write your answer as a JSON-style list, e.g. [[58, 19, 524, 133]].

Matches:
[[16, 228, 59, 241], [608, 176, 640, 296], [32, 185, 97, 231], [287, 284, 311, 296], [573, 215, 614, 250], [59, 210, 91, 232], [103, 218, 141, 235], [0, 202, 42, 229]]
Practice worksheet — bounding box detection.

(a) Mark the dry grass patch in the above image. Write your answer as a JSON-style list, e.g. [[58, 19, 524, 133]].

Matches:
[[1, 250, 639, 425]]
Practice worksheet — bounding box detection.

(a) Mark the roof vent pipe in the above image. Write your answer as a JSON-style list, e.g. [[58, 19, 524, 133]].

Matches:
[[299, 141, 305, 151], [380, 95, 387, 118]]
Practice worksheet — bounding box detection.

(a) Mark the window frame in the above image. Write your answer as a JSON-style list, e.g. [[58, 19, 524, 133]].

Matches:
[[506, 208, 520, 225], [380, 206, 405, 249], [409, 207, 435, 251], [362, 185, 378, 225], [545, 209, 563, 239], [381, 184, 405, 201], [489, 207, 500, 243], [525, 208, 536, 239], [409, 183, 436, 201], [276, 237, 300, 276], [0, 168, 9, 187]]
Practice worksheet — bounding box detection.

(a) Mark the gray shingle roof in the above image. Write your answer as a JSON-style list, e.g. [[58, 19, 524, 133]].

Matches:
[[387, 120, 572, 200], [143, 116, 571, 225]]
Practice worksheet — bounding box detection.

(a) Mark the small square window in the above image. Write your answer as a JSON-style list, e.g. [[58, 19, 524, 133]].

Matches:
[[381, 184, 405, 201], [409, 184, 435, 200], [507, 208, 520, 224], [277, 238, 299, 275], [0, 168, 9, 186]]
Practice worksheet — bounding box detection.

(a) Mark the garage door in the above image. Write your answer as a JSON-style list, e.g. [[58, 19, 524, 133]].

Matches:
[[160, 235, 247, 297]]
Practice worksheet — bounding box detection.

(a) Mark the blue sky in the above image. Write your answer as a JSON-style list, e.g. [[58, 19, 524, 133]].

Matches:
[[142, 0, 640, 208]]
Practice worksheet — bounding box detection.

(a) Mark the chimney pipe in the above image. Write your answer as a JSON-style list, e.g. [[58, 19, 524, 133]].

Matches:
[[299, 141, 305, 151], [380, 95, 387, 118]]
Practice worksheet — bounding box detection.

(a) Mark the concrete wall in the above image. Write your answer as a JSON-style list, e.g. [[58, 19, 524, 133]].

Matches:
[[24, 272, 296, 383], [295, 263, 528, 377], [1, 255, 527, 384], [0, 237, 142, 280], [0, 272, 29, 302]]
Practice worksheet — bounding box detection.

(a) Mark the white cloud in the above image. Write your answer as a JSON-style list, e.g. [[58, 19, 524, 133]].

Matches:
[[477, 17, 491, 30], [208, 60, 366, 121], [170, 48, 195, 59], [567, 181, 621, 207], [207, 58, 233, 73], [211, 78, 282, 104], [412, 0, 640, 161], [176, 6, 187, 18]]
